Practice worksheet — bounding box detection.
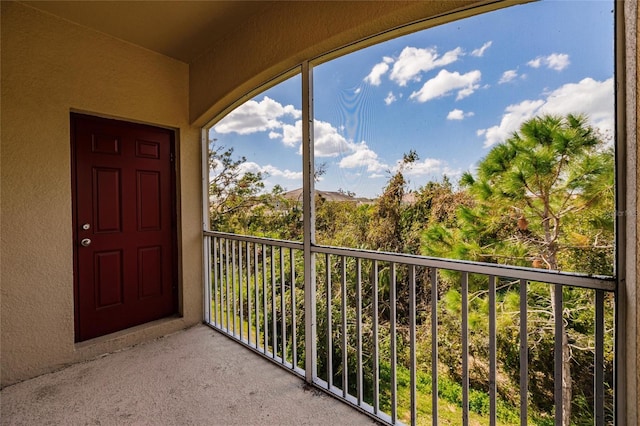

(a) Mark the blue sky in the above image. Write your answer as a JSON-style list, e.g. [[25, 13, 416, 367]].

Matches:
[[210, 0, 614, 199]]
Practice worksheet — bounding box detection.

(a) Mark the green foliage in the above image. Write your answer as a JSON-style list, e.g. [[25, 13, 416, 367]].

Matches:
[[210, 114, 614, 425], [208, 142, 265, 233], [422, 114, 615, 425], [455, 114, 614, 273]]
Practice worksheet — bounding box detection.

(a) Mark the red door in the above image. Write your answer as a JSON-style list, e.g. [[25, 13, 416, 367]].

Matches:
[[72, 113, 177, 342]]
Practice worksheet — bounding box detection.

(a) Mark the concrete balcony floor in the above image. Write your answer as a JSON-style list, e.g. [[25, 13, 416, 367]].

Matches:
[[1, 325, 376, 425]]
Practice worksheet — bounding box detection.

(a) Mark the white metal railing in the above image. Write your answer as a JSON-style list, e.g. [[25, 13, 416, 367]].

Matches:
[[204, 231, 305, 376], [204, 230, 615, 425]]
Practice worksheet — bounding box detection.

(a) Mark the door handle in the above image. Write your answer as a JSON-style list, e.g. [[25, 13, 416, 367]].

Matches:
[[80, 238, 91, 247]]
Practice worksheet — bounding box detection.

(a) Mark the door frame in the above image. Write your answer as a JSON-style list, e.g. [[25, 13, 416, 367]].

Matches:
[[70, 112, 179, 342]]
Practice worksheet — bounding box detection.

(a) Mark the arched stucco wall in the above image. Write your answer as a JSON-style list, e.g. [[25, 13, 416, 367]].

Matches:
[[1, 2, 202, 386], [189, 0, 489, 126]]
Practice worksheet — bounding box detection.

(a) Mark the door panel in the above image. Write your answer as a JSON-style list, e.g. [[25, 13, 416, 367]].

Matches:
[[138, 246, 163, 298], [94, 168, 122, 232], [72, 113, 177, 342], [137, 171, 161, 231], [94, 250, 124, 308]]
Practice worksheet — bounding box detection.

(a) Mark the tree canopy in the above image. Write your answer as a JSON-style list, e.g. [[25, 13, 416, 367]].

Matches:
[[424, 114, 614, 276], [209, 114, 615, 424]]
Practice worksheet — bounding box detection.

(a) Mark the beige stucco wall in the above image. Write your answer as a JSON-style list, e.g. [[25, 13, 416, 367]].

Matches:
[[1, 2, 202, 386], [621, 0, 639, 423]]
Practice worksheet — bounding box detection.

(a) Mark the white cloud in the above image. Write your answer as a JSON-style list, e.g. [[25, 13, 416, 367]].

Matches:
[[336, 139, 464, 181], [448, 109, 465, 120], [479, 100, 544, 148], [527, 58, 542, 68], [285, 105, 302, 119], [400, 158, 462, 180], [546, 53, 570, 71], [338, 142, 388, 173], [268, 131, 281, 139], [456, 86, 478, 101], [478, 77, 613, 148], [471, 41, 492, 57], [313, 120, 356, 157], [354, 87, 362, 94], [527, 53, 570, 71], [499, 69, 518, 84], [384, 92, 397, 105], [447, 109, 474, 120], [277, 119, 355, 157], [409, 69, 481, 103], [213, 96, 301, 135], [280, 120, 302, 147], [237, 161, 262, 174], [364, 56, 394, 85], [404, 157, 442, 175], [261, 164, 303, 180], [538, 77, 614, 134], [239, 161, 302, 181], [389, 46, 464, 86]]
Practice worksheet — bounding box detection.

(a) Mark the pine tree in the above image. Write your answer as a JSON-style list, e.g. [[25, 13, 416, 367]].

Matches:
[[423, 114, 614, 424]]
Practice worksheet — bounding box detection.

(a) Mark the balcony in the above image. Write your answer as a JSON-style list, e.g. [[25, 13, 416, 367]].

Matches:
[[204, 231, 616, 425], [0, 325, 375, 425]]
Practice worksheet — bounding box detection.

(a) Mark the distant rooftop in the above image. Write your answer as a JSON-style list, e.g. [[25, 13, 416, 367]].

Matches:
[[283, 188, 372, 204]]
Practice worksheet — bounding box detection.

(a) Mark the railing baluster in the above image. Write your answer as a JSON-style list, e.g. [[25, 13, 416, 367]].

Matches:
[[291, 248, 297, 369], [520, 279, 528, 425], [390, 262, 397, 424], [373, 260, 380, 415], [341, 255, 348, 398], [271, 246, 277, 359], [431, 267, 438, 426], [212, 237, 218, 326], [219, 238, 225, 328], [224, 239, 232, 333], [326, 253, 333, 390], [489, 275, 497, 426], [232, 240, 237, 336], [461, 272, 469, 426], [554, 283, 564, 426], [356, 258, 363, 406], [262, 244, 268, 354], [254, 243, 259, 348], [410, 265, 417, 426], [595, 290, 604, 425], [281, 247, 287, 364], [246, 242, 251, 345], [239, 241, 244, 340]]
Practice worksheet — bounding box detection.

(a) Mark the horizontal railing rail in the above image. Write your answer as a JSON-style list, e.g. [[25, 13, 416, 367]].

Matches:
[[204, 230, 304, 250], [205, 231, 615, 290], [204, 231, 615, 426], [312, 244, 615, 291]]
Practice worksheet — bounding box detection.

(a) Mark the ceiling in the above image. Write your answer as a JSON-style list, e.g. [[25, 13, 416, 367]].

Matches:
[[22, 1, 277, 63]]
